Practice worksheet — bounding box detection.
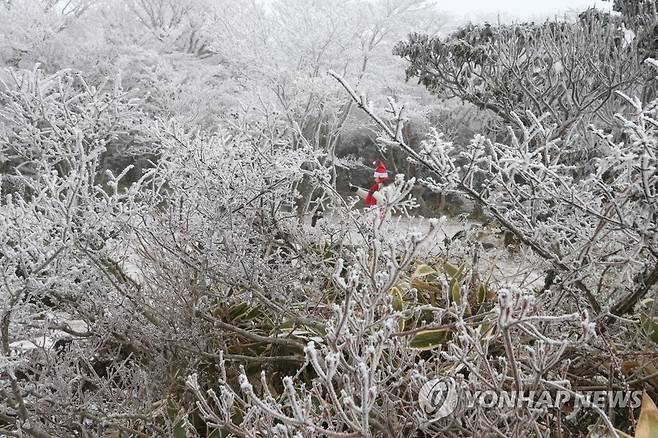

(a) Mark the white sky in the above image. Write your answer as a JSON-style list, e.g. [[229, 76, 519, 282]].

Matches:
[[436, 0, 613, 20]]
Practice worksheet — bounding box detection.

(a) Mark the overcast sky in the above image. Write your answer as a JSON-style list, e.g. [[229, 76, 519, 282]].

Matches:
[[436, 0, 612, 20]]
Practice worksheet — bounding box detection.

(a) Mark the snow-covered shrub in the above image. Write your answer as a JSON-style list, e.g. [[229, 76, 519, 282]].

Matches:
[[1, 9, 656, 435], [393, 14, 646, 137], [414, 60, 658, 318], [320, 56, 658, 435], [0, 67, 156, 435], [0, 67, 151, 190]]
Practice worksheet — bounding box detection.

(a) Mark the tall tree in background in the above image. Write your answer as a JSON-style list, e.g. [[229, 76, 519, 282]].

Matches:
[[207, 0, 450, 214], [610, 0, 657, 24], [394, 13, 648, 145]]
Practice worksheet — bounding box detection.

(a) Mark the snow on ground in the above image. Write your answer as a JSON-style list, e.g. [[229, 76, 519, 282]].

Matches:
[[9, 314, 89, 354], [307, 212, 546, 291]]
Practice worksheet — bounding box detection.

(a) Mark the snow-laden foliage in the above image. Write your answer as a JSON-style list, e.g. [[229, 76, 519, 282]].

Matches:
[[416, 59, 657, 317], [0, 68, 155, 436], [1, 74, 597, 434], [1, 3, 658, 437], [394, 12, 648, 141], [1, 57, 656, 438], [321, 57, 658, 436]]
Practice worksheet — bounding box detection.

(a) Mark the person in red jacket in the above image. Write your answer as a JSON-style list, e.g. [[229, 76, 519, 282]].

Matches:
[[349, 160, 389, 205]]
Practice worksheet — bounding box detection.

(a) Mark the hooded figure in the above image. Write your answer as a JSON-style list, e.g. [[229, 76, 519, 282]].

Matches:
[[362, 160, 388, 205], [349, 160, 396, 227], [350, 160, 394, 207]]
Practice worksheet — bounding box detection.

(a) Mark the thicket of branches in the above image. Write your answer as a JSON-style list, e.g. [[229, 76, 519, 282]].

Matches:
[[1, 1, 658, 437]]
